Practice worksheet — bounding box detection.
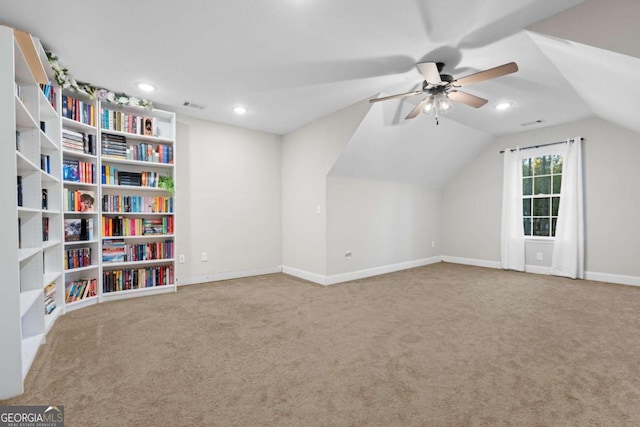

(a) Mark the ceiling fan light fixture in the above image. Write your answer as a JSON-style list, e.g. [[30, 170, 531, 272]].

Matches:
[[495, 102, 512, 111]]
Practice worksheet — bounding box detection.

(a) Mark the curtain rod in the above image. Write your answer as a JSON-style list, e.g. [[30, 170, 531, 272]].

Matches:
[[499, 137, 584, 154]]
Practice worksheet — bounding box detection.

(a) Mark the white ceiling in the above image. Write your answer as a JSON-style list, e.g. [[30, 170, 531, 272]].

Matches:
[[1, 0, 615, 136], [2, 0, 638, 185]]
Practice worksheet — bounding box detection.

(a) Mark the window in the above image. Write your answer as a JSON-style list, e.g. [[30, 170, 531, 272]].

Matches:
[[522, 154, 562, 237]]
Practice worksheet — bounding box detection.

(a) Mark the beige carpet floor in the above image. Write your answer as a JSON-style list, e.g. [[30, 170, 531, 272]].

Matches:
[[3, 262, 640, 426]]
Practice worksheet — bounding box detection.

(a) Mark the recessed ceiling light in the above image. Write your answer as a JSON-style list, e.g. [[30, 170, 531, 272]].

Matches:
[[137, 83, 155, 92], [495, 102, 512, 111], [233, 106, 248, 115]]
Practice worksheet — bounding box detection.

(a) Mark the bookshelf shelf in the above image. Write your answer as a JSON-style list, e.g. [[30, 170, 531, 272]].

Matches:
[[102, 234, 175, 240], [62, 149, 97, 161], [101, 156, 174, 168], [64, 239, 99, 246], [64, 265, 98, 273], [44, 307, 61, 333], [43, 272, 62, 287], [18, 247, 41, 263], [102, 258, 175, 268], [42, 239, 62, 249], [101, 284, 175, 301], [64, 295, 99, 311], [100, 128, 174, 144], [101, 184, 170, 192], [21, 334, 44, 379], [62, 116, 95, 132], [19, 289, 42, 317]]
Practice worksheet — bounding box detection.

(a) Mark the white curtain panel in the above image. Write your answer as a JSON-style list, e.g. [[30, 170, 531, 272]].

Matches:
[[551, 137, 584, 279], [501, 148, 525, 271]]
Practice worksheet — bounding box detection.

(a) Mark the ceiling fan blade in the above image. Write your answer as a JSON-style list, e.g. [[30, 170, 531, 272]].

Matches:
[[416, 62, 442, 85], [405, 98, 430, 120], [369, 90, 423, 103], [448, 90, 488, 108], [453, 62, 518, 87]]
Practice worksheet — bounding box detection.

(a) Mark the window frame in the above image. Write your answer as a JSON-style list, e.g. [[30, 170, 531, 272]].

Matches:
[[518, 146, 564, 241]]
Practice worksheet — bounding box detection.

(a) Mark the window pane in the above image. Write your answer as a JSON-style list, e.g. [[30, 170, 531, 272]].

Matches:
[[533, 155, 551, 175], [523, 199, 531, 216], [553, 174, 562, 194], [552, 155, 563, 174], [533, 198, 550, 216], [534, 176, 551, 194], [552, 217, 558, 237], [523, 217, 531, 235], [523, 178, 532, 196], [552, 197, 560, 216], [522, 158, 532, 177], [533, 218, 550, 236]]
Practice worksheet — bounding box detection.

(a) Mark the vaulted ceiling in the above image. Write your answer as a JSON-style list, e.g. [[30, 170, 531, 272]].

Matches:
[[2, 0, 638, 186]]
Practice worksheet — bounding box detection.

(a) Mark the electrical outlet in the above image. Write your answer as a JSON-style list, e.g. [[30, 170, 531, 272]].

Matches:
[[431, 241, 435, 248], [201, 252, 208, 262], [179, 254, 185, 264], [536, 252, 543, 261]]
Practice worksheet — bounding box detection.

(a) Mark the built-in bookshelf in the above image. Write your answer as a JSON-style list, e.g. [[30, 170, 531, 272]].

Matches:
[[99, 105, 176, 301], [61, 91, 100, 311], [1, 25, 177, 399], [1, 25, 63, 399]]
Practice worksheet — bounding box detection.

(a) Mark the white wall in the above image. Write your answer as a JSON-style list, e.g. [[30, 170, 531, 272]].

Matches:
[[326, 176, 441, 277], [442, 117, 640, 279], [281, 100, 371, 278], [175, 116, 282, 285]]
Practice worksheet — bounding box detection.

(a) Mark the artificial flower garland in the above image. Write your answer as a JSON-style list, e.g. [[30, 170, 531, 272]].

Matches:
[[46, 52, 153, 109]]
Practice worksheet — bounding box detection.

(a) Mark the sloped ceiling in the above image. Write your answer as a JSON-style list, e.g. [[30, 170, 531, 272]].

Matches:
[[0, 0, 585, 135], [2, 0, 638, 188]]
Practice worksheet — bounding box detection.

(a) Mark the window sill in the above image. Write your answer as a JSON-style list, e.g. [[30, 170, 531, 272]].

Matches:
[[525, 237, 555, 244]]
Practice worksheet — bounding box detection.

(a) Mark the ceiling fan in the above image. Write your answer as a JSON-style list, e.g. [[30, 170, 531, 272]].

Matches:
[[370, 61, 518, 123]]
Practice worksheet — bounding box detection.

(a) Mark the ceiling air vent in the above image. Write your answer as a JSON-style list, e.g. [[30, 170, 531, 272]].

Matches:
[[521, 119, 544, 127], [182, 101, 207, 110]]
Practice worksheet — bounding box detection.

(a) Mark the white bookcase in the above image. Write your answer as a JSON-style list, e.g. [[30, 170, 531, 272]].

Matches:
[[61, 91, 100, 311], [1, 25, 176, 399], [98, 104, 177, 300], [0, 25, 63, 399]]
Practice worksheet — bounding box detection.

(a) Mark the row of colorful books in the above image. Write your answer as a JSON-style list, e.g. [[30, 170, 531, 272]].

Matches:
[[101, 110, 156, 137], [64, 218, 95, 242], [65, 247, 92, 270], [65, 278, 97, 303], [64, 189, 96, 212], [63, 159, 96, 183], [102, 240, 174, 263], [44, 282, 56, 314], [101, 216, 173, 237], [62, 128, 96, 155], [62, 94, 95, 126], [102, 265, 174, 293], [101, 195, 173, 213]]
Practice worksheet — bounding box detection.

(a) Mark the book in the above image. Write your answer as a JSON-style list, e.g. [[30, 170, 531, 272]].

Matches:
[[42, 217, 49, 241], [79, 190, 95, 212], [143, 117, 154, 136], [42, 188, 48, 210], [17, 176, 22, 207], [63, 159, 79, 181], [65, 218, 92, 241], [15, 130, 20, 151]]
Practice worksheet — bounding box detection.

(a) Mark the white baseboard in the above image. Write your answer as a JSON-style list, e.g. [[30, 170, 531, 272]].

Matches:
[[325, 256, 442, 285], [282, 257, 443, 286], [281, 266, 327, 285], [441, 256, 501, 269], [442, 255, 640, 288], [525, 265, 552, 275], [585, 271, 640, 287], [178, 266, 282, 286]]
